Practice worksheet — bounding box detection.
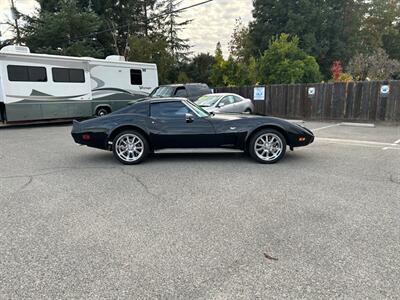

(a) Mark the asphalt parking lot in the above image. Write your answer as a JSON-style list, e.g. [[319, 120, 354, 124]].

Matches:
[[0, 121, 399, 299]]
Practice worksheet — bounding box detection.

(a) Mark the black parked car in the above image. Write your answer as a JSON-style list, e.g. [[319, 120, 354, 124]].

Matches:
[[71, 98, 314, 164], [149, 83, 211, 102]]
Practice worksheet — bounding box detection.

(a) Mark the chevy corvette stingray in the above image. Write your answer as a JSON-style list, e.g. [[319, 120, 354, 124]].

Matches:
[[71, 98, 314, 164]]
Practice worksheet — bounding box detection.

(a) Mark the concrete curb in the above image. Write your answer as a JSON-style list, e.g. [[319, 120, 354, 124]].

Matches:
[[339, 122, 375, 128]]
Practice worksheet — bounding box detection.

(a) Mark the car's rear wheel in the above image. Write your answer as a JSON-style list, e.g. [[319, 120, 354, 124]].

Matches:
[[244, 108, 252, 114], [112, 130, 149, 165], [249, 129, 286, 164]]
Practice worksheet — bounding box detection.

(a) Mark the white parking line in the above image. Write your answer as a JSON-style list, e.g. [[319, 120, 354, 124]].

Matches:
[[339, 122, 375, 128], [316, 137, 396, 147], [382, 138, 400, 150], [382, 147, 400, 151], [312, 124, 340, 131]]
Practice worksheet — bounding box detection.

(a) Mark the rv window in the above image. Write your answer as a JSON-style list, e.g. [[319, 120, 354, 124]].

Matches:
[[69, 69, 85, 82], [28, 67, 47, 82], [7, 65, 47, 82], [52, 68, 85, 83], [52, 68, 69, 82], [130, 69, 142, 85]]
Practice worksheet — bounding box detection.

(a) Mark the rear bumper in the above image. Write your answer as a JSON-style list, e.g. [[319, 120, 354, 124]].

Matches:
[[71, 120, 109, 150]]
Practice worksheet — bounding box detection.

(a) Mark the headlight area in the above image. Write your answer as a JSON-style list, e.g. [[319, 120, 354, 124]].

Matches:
[[286, 131, 314, 149]]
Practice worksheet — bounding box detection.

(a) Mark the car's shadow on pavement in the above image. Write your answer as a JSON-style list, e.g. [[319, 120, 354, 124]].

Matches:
[[77, 149, 312, 166]]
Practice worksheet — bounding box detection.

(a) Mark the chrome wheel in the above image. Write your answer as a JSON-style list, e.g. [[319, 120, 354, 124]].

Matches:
[[254, 133, 283, 162], [115, 133, 144, 162]]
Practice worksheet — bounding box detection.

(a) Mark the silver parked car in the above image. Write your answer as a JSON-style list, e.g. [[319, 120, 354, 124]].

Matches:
[[195, 93, 255, 114]]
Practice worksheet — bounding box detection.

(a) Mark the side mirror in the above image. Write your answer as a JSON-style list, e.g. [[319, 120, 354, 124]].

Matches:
[[218, 102, 225, 108], [185, 113, 194, 123]]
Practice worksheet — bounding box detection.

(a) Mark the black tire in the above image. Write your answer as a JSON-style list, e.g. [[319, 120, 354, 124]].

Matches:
[[96, 107, 110, 117], [112, 130, 149, 165], [244, 108, 252, 114], [249, 129, 286, 164]]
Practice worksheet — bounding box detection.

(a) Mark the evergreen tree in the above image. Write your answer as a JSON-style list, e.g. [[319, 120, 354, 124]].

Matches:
[[186, 53, 215, 84], [210, 42, 226, 87], [128, 35, 174, 84], [160, 0, 192, 62], [361, 0, 400, 57], [250, 0, 364, 78], [22, 0, 104, 57]]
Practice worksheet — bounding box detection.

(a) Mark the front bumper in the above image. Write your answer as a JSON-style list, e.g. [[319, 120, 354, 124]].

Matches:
[[287, 129, 314, 148]]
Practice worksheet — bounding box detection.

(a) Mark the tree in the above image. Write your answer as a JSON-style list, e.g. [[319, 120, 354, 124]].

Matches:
[[258, 34, 322, 84], [185, 53, 215, 84], [176, 71, 190, 83], [33, 0, 150, 56], [331, 61, 343, 81], [210, 42, 226, 87], [128, 35, 174, 84], [250, 0, 364, 78], [22, 0, 105, 57], [360, 0, 400, 55], [160, 0, 192, 62], [382, 26, 400, 60], [347, 48, 400, 81], [229, 18, 253, 62], [245, 56, 259, 85]]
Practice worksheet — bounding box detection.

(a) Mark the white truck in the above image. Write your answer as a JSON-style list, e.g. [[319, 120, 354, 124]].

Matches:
[[0, 45, 158, 122]]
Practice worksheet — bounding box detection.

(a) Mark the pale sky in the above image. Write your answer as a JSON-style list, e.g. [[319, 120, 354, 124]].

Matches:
[[0, 0, 253, 57]]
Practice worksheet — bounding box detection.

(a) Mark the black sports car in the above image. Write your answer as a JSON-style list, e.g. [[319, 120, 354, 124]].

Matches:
[[71, 98, 314, 164]]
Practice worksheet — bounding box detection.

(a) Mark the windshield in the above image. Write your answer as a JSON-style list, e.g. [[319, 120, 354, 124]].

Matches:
[[150, 86, 175, 97], [196, 95, 221, 107], [185, 100, 210, 118]]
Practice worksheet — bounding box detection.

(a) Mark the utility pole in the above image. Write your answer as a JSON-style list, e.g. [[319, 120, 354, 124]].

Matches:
[[10, 0, 21, 44]]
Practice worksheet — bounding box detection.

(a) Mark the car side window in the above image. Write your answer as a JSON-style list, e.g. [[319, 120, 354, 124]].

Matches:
[[220, 96, 235, 106], [233, 95, 243, 103], [151, 102, 190, 118], [175, 87, 188, 97]]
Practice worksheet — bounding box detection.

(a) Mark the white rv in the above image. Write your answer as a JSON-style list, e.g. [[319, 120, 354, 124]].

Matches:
[[0, 45, 158, 122]]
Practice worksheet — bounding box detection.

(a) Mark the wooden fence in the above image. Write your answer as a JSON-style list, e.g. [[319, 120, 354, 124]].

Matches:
[[215, 81, 400, 123]]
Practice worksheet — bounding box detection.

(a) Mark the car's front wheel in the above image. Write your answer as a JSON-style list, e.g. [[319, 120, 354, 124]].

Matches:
[[112, 130, 149, 165], [244, 108, 252, 114], [249, 129, 286, 164]]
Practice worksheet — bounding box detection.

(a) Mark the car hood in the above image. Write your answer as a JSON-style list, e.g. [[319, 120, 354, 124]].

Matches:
[[209, 113, 313, 135], [209, 113, 274, 121], [202, 106, 218, 112]]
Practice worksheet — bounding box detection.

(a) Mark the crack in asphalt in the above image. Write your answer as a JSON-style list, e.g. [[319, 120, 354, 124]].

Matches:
[[0, 165, 160, 199], [20, 176, 33, 190], [0, 166, 119, 194], [119, 167, 160, 199]]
